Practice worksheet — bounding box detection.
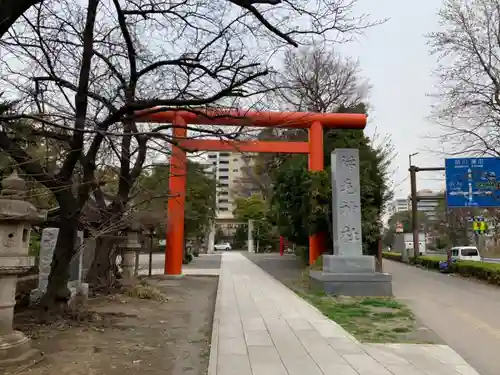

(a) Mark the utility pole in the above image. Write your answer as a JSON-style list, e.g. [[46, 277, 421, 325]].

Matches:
[[408, 163, 446, 262], [409, 165, 419, 260], [409, 152, 419, 261]]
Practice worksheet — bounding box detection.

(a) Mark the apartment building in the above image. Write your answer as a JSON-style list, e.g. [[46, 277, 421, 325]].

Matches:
[[408, 189, 444, 221], [388, 198, 409, 217], [203, 152, 258, 219]]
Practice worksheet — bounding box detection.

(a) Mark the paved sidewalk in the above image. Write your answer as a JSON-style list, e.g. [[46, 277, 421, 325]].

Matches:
[[209, 252, 481, 375]]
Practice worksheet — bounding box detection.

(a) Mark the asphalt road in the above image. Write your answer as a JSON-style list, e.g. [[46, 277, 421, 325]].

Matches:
[[386, 260, 500, 375]]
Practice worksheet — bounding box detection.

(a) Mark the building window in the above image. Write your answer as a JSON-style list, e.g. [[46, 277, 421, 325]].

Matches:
[[219, 199, 229, 203], [219, 176, 229, 180], [219, 168, 229, 172], [219, 207, 229, 211], [220, 152, 230, 157], [209, 154, 216, 158], [219, 191, 229, 195], [220, 183, 229, 187]]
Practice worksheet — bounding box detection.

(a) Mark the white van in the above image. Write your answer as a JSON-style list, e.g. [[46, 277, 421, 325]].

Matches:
[[450, 246, 482, 262]]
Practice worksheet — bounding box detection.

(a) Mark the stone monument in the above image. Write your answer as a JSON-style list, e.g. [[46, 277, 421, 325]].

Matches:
[[0, 171, 45, 366], [30, 228, 87, 304], [309, 149, 392, 296]]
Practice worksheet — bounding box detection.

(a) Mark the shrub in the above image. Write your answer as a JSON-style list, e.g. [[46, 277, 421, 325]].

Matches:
[[454, 261, 500, 285], [414, 256, 443, 270], [382, 252, 402, 262], [295, 246, 309, 266], [383, 252, 500, 286], [183, 252, 193, 264]]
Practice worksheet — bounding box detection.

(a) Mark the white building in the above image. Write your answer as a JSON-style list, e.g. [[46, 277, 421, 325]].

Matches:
[[203, 152, 257, 219], [409, 189, 443, 222], [388, 198, 409, 216]]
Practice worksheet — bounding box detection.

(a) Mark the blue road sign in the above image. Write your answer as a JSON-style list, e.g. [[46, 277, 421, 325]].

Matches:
[[445, 157, 500, 207]]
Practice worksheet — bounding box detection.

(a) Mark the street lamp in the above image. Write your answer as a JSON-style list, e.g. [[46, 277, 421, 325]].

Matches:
[[409, 152, 419, 167]]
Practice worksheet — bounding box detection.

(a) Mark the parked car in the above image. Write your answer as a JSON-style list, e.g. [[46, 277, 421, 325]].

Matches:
[[450, 246, 482, 262], [214, 242, 232, 251]]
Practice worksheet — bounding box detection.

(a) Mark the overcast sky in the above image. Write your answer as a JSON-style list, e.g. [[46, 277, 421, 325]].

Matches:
[[336, 0, 447, 200]]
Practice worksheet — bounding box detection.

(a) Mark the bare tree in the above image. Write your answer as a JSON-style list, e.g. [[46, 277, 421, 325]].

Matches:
[[427, 0, 500, 156], [275, 46, 370, 112], [0, 0, 378, 309], [238, 45, 370, 200]]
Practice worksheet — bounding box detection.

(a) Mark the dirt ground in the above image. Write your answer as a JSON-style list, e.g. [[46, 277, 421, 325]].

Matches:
[[6, 276, 218, 375], [243, 252, 442, 344]]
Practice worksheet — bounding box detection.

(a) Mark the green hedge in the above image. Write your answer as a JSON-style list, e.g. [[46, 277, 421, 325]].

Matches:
[[382, 252, 500, 286], [381, 252, 402, 262]]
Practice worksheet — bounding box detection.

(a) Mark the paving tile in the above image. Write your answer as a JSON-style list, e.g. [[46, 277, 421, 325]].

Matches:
[[242, 317, 267, 331], [244, 330, 274, 346], [318, 364, 361, 375], [218, 324, 243, 339], [311, 320, 355, 339], [454, 364, 482, 375], [384, 364, 428, 375], [217, 353, 252, 375], [327, 337, 366, 355], [294, 329, 346, 366], [247, 345, 286, 374], [281, 358, 324, 375], [218, 336, 247, 355], [426, 345, 468, 365], [342, 354, 393, 375], [363, 344, 410, 365], [286, 317, 313, 331], [403, 355, 462, 375]]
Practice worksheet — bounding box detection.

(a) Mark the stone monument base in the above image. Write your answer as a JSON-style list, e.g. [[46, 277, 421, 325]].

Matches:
[[0, 331, 40, 368], [323, 255, 376, 274], [309, 270, 393, 297], [310, 254, 393, 297]]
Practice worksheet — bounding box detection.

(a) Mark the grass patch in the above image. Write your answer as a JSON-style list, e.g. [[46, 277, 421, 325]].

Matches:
[[290, 269, 426, 343]]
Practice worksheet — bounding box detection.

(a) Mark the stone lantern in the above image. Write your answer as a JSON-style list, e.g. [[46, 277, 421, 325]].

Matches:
[[120, 222, 142, 282], [0, 171, 45, 366]]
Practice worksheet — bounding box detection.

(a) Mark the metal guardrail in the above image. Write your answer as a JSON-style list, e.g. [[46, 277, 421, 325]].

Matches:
[[483, 257, 500, 263]]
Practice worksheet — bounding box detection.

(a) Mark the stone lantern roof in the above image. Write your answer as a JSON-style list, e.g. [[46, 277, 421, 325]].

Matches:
[[0, 171, 46, 223]]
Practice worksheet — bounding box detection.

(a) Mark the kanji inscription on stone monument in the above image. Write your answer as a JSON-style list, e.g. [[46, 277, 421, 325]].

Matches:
[[331, 149, 363, 256]]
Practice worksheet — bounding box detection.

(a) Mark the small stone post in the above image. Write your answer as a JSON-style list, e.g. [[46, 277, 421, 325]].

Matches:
[[248, 219, 254, 253], [120, 224, 142, 283], [207, 222, 215, 254], [0, 171, 45, 366]]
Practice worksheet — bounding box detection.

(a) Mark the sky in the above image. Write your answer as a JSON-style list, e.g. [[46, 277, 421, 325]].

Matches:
[[336, 0, 447, 200]]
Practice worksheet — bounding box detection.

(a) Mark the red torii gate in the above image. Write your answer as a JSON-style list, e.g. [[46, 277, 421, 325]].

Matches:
[[140, 109, 367, 275]]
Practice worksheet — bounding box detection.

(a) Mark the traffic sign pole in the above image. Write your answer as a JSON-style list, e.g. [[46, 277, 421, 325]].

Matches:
[[409, 165, 446, 262]]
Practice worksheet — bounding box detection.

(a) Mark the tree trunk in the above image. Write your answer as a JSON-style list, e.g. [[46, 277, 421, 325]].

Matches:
[[40, 215, 78, 312], [86, 236, 119, 291]]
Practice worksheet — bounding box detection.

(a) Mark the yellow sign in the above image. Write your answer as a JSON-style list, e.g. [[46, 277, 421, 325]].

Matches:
[[473, 221, 487, 232]]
